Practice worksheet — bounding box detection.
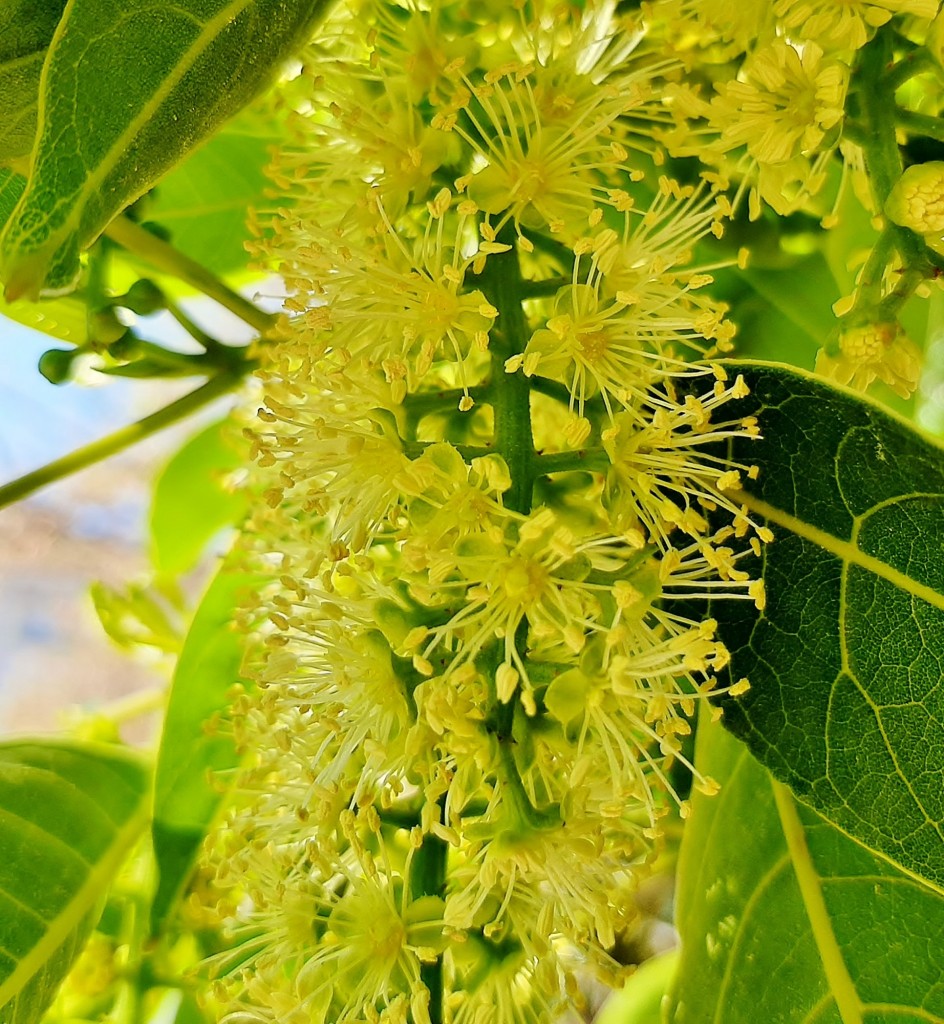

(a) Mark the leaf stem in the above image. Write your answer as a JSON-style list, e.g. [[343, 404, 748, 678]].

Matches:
[[105, 216, 277, 335], [0, 372, 243, 510]]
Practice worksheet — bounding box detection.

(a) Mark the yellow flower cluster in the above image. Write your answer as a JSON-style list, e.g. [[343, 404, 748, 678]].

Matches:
[[207, 3, 769, 1023], [655, 0, 937, 219]]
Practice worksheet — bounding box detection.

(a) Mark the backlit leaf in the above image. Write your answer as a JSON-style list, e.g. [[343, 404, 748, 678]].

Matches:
[[143, 108, 280, 276], [0, 741, 149, 1024], [0, 0, 330, 297], [149, 418, 248, 577], [151, 566, 262, 932], [0, 0, 67, 166], [669, 718, 944, 1023]]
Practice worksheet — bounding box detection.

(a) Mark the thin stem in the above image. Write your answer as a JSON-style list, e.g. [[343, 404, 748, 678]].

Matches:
[[895, 108, 944, 143], [857, 30, 905, 208], [883, 48, 937, 91], [0, 372, 243, 510], [165, 298, 227, 354], [401, 441, 492, 461], [520, 275, 572, 298], [105, 216, 277, 335], [844, 225, 897, 322], [97, 686, 167, 725], [533, 448, 609, 475]]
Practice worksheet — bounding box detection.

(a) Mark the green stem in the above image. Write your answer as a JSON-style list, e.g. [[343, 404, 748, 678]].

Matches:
[[883, 48, 938, 91], [410, 828, 447, 1024], [475, 229, 558, 827], [520, 275, 572, 297], [894, 108, 944, 143], [850, 29, 940, 312], [478, 228, 535, 514], [857, 30, 906, 208], [401, 441, 492, 461], [105, 216, 277, 335], [164, 298, 229, 355], [0, 372, 243, 510], [533, 448, 609, 475], [845, 226, 897, 321]]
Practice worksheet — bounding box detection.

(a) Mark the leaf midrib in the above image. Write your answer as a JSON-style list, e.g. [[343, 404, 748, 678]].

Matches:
[[771, 779, 864, 1024], [29, 0, 255, 249], [733, 490, 944, 614]]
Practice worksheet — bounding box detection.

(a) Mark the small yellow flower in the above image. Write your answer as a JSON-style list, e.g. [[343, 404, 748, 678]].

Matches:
[[774, 0, 940, 51], [711, 39, 846, 167], [886, 162, 944, 235], [816, 321, 922, 397]]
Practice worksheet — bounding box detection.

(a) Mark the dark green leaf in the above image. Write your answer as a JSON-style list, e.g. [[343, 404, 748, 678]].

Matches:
[[149, 419, 249, 577], [669, 718, 944, 1023], [714, 363, 944, 893], [151, 566, 261, 932], [0, 0, 330, 297], [0, 741, 149, 1024], [0, 1, 67, 166]]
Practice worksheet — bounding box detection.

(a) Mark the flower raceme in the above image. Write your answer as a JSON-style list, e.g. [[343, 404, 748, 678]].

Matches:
[[208, 3, 769, 1023]]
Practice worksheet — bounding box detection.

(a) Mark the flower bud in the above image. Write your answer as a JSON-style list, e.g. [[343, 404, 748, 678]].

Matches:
[[885, 162, 944, 234]]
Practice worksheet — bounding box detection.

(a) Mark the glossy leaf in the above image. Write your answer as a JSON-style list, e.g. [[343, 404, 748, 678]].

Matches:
[[149, 418, 249, 577], [0, 0, 330, 297], [0, 0, 67, 166], [0, 741, 149, 1024], [670, 718, 944, 1023], [714, 363, 944, 892], [151, 566, 261, 932]]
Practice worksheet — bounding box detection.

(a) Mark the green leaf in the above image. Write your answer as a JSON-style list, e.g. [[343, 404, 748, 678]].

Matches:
[[0, 1, 67, 166], [150, 418, 249, 577], [1, 171, 87, 341], [143, 109, 280, 276], [0, 168, 25, 225], [742, 254, 838, 352], [0, 741, 149, 1024], [595, 950, 678, 1024], [669, 718, 944, 1023], [151, 566, 261, 932], [0, 0, 331, 297], [713, 363, 944, 893]]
